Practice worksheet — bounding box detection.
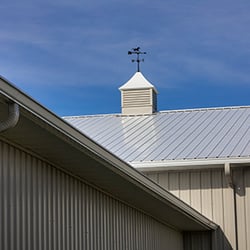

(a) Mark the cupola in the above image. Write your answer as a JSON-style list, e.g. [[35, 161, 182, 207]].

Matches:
[[119, 72, 158, 115]]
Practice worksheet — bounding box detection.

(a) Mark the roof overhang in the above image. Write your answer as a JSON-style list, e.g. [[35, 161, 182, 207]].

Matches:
[[0, 75, 217, 232]]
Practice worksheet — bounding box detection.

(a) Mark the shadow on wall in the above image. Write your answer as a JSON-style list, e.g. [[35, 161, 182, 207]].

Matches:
[[183, 227, 232, 250], [144, 167, 250, 250], [232, 167, 250, 197], [144, 167, 250, 194]]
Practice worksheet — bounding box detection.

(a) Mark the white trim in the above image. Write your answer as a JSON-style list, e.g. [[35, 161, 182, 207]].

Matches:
[[131, 158, 250, 171]]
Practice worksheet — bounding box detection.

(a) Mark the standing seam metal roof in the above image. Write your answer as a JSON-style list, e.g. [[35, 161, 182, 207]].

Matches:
[[64, 106, 250, 163]]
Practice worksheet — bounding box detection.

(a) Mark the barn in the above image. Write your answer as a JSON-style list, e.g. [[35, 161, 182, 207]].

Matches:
[[0, 76, 227, 249], [64, 71, 250, 249]]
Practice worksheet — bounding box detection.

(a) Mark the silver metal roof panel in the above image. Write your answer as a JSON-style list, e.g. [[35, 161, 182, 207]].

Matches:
[[64, 106, 250, 163]]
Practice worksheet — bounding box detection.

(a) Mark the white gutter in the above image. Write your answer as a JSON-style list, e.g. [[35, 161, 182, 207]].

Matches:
[[0, 101, 19, 132], [131, 158, 250, 172]]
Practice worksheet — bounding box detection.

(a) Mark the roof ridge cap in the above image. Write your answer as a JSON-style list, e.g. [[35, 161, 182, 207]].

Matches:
[[159, 105, 250, 114], [63, 105, 250, 119], [63, 113, 122, 119]]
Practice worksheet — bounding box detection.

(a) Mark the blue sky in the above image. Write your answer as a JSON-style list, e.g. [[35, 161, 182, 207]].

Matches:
[[1, 0, 250, 116]]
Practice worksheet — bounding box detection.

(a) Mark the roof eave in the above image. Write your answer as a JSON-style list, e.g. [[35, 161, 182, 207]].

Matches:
[[131, 157, 250, 172], [0, 75, 217, 231]]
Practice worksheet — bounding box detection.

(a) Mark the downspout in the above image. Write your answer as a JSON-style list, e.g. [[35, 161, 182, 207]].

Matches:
[[224, 163, 239, 250], [0, 102, 20, 132]]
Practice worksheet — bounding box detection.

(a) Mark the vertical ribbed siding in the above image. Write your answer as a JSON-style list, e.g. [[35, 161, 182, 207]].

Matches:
[[0, 140, 183, 250], [146, 169, 239, 249], [233, 168, 250, 250]]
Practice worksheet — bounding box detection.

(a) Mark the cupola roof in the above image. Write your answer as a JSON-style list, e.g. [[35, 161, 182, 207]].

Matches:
[[119, 72, 158, 93]]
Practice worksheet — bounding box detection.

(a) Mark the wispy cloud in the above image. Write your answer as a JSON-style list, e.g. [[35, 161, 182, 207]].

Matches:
[[1, 0, 250, 91]]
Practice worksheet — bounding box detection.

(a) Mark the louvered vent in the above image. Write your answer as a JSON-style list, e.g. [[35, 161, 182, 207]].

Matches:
[[121, 88, 157, 115], [123, 89, 151, 107]]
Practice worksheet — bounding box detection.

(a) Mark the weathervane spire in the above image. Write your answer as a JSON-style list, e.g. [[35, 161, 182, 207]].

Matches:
[[128, 47, 146, 72]]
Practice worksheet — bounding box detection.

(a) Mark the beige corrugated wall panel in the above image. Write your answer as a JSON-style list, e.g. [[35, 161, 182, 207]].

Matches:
[[169, 172, 180, 197], [245, 169, 250, 250], [146, 172, 158, 183], [184, 231, 212, 250], [145, 169, 237, 249], [222, 173, 236, 249], [0, 140, 183, 250], [158, 172, 169, 190], [234, 168, 250, 250], [190, 172, 201, 212], [180, 172, 191, 205], [201, 171, 212, 219], [211, 170, 224, 231]]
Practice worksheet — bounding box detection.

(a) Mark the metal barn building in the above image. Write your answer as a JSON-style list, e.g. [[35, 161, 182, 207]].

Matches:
[[0, 76, 227, 250], [64, 71, 250, 250]]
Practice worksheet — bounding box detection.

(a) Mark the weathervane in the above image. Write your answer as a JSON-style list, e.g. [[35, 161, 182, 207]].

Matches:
[[128, 47, 146, 72]]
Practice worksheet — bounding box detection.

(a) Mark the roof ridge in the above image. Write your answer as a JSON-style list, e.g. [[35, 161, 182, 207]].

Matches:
[[159, 105, 250, 114], [63, 113, 122, 119], [63, 105, 250, 119]]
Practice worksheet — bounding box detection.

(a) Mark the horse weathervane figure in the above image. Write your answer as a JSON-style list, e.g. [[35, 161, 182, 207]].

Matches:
[[128, 47, 146, 72]]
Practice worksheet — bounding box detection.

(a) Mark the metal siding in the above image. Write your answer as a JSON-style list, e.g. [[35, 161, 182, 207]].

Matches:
[[64, 106, 250, 162], [158, 172, 169, 190], [169, 172, 180, 197], [245, 169, 250, 250], [184, 231, 212, 250], [179, 172, 191, 205], [146, 169, 238, 249], [201, 171, 212, 219], [222, 172, 236, 249], [211, 170, 224, 231], [0, 140, 183, 250], [234, 168, 250, 250], [146, 172, 158, 183], [190, 172, 201, 212]]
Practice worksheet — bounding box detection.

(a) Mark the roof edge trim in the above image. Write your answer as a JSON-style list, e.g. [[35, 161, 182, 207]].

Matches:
[[131, 158, 250, 171]]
